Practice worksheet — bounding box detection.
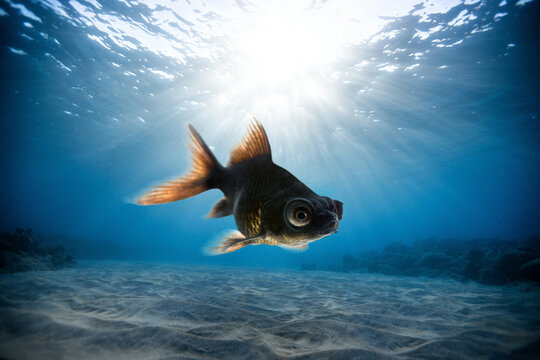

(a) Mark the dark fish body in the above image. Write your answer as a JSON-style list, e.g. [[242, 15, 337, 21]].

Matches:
[[138, 119, 342, 254], [226, 160, 314, 239]]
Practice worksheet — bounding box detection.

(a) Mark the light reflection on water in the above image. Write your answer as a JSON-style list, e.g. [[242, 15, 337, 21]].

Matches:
[[1, 0, 538, 258]]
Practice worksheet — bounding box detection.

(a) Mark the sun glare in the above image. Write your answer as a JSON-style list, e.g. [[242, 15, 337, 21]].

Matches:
[[198, 1, 377, 157], [228, 3, 347, 99], [197, 0, 408, 156]]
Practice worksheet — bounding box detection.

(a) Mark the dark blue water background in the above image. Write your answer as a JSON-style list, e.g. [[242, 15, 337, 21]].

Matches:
[[1, 0, 539, 269]]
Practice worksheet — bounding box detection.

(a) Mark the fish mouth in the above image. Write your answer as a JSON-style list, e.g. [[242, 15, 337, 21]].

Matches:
[[319, 220, 338, 235]]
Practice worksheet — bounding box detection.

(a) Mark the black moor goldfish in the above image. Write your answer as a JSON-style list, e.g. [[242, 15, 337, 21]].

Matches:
[[138, 118, 343, 254]]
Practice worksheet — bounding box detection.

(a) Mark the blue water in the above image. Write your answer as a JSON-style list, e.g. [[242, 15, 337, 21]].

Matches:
[[1, 0, 539, 269]]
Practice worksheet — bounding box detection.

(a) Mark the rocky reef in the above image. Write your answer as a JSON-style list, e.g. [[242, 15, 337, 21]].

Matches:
[[0, 228, 76, 273], [304, 237, 540, 285]]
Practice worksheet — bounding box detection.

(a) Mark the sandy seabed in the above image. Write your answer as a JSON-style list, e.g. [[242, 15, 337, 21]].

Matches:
[[0, 261, 538, 360]]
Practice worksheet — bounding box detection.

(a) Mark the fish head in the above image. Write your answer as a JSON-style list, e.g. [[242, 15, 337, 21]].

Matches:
[[262, 193, 343, 242]]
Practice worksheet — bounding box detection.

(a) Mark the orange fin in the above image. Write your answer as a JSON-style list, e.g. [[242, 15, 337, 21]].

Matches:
[[205, 231, 262, 255], [206, 197, 233, 218], [137, 125, 222, 205], [227, 118, 272, 166]]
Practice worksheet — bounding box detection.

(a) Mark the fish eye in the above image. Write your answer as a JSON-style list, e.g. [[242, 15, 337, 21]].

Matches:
[[285, 200, 312, 228]]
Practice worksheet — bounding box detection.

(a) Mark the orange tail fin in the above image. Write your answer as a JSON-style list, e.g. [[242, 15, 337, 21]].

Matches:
[[137, 125, 222, 205]]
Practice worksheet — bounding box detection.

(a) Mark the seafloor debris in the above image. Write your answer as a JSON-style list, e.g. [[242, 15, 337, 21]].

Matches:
[[0, 228, 76, 273], [304, 237, 540, 285]]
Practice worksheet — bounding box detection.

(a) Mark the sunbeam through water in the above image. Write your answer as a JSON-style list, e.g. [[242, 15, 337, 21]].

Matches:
[[1, 0, 540, 358]]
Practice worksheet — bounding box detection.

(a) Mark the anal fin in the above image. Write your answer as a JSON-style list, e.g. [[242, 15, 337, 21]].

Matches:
[[205, 231, 262, 255], [206, 197, 233, 218]]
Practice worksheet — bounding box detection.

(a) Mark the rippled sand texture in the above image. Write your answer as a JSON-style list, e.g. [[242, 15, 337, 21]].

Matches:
[[0, 262, 539, 360]]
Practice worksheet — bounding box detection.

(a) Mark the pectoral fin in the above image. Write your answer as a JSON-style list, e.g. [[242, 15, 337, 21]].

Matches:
[[206, 197, 233, 218], [205, 231, 262, 255]]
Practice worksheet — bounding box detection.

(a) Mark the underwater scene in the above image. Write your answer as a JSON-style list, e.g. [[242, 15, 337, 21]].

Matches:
[[1, 0, 540, 358]]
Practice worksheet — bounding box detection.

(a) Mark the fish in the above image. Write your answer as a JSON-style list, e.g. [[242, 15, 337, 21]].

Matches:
[[137, 118, 343, 255]]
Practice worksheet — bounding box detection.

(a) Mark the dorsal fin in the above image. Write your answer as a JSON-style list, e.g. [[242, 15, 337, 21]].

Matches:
[[227, 118, 272, 166]]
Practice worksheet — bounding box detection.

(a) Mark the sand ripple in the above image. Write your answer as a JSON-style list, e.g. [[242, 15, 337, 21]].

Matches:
[[0, 262, 539, 359]]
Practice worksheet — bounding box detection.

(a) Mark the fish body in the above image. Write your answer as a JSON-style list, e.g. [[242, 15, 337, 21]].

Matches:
[[138, 119, 343, 254]]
